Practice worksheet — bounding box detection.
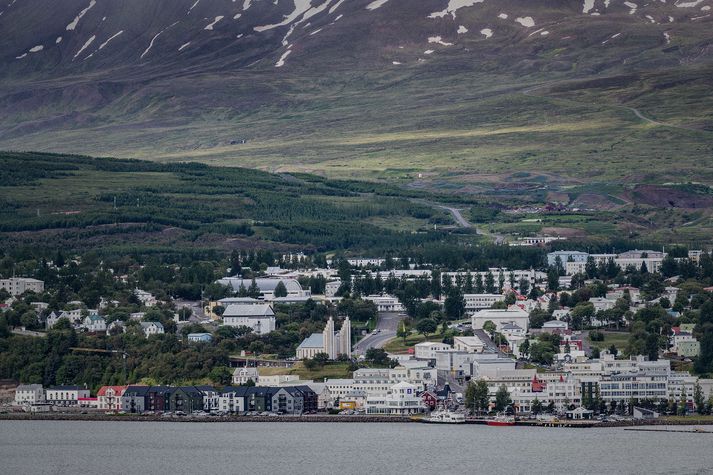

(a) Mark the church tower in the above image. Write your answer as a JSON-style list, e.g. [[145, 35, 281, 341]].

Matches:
[[339, 317, 352, 358], [323, 316, 335, 359]]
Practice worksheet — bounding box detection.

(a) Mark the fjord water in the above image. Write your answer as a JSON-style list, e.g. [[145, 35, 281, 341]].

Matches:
[[1, 421, 712, 474]]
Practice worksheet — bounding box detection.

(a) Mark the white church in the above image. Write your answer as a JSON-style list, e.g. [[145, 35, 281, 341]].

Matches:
[[296, 316, 352, 360]]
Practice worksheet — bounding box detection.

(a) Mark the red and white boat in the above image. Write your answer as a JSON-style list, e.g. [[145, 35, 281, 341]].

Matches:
[[487, 414, 515, 426]]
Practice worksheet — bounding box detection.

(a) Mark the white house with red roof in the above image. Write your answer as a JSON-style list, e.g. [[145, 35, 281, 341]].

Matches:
[[97, 385, 129, 411]]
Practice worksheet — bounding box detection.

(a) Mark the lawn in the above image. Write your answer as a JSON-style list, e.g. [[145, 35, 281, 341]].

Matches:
[[382, 332, 441, 354], [258, 362, 352, 381], [589, 331, 630, 353]]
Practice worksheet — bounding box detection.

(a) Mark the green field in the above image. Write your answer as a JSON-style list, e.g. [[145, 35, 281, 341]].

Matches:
[[589, 331, 631, 353]]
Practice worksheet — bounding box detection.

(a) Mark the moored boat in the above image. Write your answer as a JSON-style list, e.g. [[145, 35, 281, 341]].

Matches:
[[422, 409, 466, 424]]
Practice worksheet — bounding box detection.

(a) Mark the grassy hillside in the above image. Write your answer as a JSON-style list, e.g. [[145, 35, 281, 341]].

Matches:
[[0, 0, 711, 189]]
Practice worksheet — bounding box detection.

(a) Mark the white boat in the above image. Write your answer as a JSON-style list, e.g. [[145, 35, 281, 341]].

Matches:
[[422, 409, 466, 424]]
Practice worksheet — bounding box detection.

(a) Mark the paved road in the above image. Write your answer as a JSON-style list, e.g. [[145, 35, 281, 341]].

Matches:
[[439, 206, 471, 228], [353, 312, 404, 356], [473, 329, 508, 357], [430, 202, 505, 244]]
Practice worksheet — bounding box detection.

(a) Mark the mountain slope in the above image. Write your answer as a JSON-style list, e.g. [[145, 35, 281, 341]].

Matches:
[[0, 0, 712, 185]]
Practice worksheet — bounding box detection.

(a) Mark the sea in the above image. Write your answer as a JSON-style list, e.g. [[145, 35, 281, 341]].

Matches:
[[1, 421, 712, 475]]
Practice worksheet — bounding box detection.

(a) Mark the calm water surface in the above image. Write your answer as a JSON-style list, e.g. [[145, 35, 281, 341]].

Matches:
[[1, 421, 713, 475]]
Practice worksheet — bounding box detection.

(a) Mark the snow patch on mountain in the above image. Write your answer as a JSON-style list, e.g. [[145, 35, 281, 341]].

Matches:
[[256, 0, 333, 31], [624, 2, 637, 14], [205, 16, 224, 30], [188, 0, 200, 14], [329, 0, 346, 14], [29, 45, 44, 53], [141, 22, 179, 59], [515, 16, 535, 27], [480, 28, 492, 38], [275, 47, 292, 67], [179, 42, 191, 51], [675, 0, 706, 7], [428, 0, 484, 19], [583, 0, 596, 14], [73, 35, 95, 60], [366, 0, 389, 10], [66, 0, 96, 31], [602, 32, 621, 44], [428, 36, 453, 46], [498, 13, 508, 19], [457, 25, 468, 34]]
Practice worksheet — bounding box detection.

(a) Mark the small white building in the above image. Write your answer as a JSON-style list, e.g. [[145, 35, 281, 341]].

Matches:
[[140, 321, 165, 337], [222, 304, 276, 335], [14, 384, 45, 405], [363, 295, 404, 312], [472, 306, 529, 332], [414, 341, 452, 360], [134, 289, 158, 307], [81, 315, 107, 333], [543, 320, 568, 331], [232, 367, 259, 385], [453, 336, 485, 353], [256, 374, 300, 387]]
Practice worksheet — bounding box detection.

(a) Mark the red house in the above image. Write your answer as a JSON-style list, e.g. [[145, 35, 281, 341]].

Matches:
[[421, 391, 438, 410]]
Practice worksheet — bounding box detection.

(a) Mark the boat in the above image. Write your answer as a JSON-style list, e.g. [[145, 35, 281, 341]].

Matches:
[[422, 409, 466, 424], [487, 414, 515, 427]]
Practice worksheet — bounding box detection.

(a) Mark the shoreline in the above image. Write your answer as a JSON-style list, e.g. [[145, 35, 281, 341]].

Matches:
[[2, 413, 713, 428]]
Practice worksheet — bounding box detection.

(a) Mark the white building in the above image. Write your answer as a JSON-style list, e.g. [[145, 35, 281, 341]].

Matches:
[[139, 321, 165, 337], [81, 315, 107, 333], [324, 379, 356, 399], [325, 280, 341, 297], [232, 367, 259, 385], [133, 289, 157, 307], [365, 382, 426, 415], [464, 294, 505, 313], [414, 341, 452, 360], [543, 320, 568, 331], [216, 277, 310, 299], [256, 374, 300, 387], [472, 306, 529, 332], [363, 295, 404, 312], [0, 278, 44, 296], [347, 258, 385, 267], [222, 303, 276, 335], [46, 386, 90, 407], [14, 384, 45, 405], [296, 316, 351, 359], [453, 336, 485, 353]]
